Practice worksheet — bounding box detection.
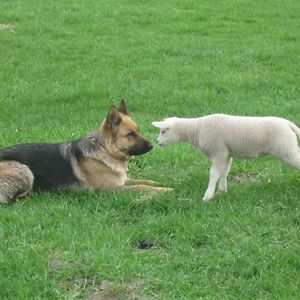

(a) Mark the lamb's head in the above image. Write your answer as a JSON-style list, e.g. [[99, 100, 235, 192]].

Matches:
[[152, 118, 181, 147]]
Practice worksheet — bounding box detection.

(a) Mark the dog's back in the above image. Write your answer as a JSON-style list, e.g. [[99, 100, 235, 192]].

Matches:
[[0, 142, 80, 191]]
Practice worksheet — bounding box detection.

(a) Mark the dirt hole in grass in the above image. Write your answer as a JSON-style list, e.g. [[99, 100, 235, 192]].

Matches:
[[136, 239, 154, 249], [86, 279, 147, 300], [0, 24, 15, 31], [230, 172, 262, 184]]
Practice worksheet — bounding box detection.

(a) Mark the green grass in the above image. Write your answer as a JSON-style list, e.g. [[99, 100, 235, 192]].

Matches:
[[1, 0, 300, 299]]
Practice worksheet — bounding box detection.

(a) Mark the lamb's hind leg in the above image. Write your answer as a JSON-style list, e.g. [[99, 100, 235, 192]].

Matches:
[[278, 148, 300, 170], [271, 129, 300, 170], [203, 155, 229, 201]]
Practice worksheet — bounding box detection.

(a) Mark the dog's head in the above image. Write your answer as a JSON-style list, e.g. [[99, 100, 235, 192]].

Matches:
[[152, 118, 180, 147], [102, 99, 153, 160]]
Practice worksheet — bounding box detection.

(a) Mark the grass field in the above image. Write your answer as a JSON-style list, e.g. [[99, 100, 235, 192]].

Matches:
[[0, 0, 300, 299]]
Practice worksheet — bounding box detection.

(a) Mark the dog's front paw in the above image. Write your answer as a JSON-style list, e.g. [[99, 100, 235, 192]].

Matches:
[[159, 187, 173, 192], [126, 179, 158, 185], [142, 180, 158, 185]]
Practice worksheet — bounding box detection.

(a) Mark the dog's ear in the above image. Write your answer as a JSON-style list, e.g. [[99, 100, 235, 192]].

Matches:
[[119, 98, 128, 115], [152, 121, 165, 129], [106, 105, 122, 129]]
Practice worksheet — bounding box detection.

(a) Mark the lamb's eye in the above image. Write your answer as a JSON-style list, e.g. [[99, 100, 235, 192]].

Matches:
[[161, 130, 166, 134]]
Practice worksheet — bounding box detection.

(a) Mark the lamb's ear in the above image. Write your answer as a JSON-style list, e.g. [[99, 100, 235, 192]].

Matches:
[[152, 121, 165, 128]]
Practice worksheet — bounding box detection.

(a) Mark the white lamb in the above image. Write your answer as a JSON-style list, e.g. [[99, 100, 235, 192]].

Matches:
[[152, 114, 300, 201]]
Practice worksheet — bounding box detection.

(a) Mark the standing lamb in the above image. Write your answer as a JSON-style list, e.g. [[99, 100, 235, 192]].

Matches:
[[152, 114, 300, 201]]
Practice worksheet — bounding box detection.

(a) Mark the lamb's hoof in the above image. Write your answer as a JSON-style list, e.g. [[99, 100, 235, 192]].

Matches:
[[202, 194, 213, 201]]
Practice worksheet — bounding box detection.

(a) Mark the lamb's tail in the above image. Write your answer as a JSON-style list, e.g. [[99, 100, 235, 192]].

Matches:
[[288, 121, 300, 139]]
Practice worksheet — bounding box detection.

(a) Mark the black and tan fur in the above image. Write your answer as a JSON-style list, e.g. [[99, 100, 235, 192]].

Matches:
[[0, 100, 172, 203]]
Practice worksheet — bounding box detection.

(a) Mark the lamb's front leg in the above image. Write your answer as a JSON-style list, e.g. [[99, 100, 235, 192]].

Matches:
[[218, 157, 233, 193], [203, 156, 229, 201]]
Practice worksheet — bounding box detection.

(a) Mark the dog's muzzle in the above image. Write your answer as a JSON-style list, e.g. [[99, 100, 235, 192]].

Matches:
[[127, 140, 153, 156]]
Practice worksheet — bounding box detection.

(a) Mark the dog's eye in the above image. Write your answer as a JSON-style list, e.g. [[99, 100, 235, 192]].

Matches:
[[127, 131, 136, 137]]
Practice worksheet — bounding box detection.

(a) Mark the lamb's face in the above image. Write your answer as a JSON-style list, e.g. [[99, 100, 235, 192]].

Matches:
[[152, 119, 181, 147]]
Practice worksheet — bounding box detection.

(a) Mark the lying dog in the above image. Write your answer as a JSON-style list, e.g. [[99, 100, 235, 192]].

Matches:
[[0, 99, 172, 203], [152, 114, 300, 201]]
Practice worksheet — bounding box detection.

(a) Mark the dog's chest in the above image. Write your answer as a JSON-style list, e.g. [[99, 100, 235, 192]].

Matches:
[[74, 157, 127, 190]]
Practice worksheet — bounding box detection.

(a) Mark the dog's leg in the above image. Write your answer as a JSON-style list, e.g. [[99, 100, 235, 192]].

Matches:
[[218, 157, 233, 193], [0, 194, 9, 204], [121, 184, 173, 192], [126, 178, 158, 185], [0, 161, 34, 204], [203, 156, 228, 201]]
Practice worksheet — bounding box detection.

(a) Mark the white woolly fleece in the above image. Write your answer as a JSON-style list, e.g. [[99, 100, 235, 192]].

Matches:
[[153, 114, 300, 200]]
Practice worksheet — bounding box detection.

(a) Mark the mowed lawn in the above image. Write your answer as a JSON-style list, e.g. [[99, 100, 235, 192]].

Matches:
[[0, 0, 300, 299]]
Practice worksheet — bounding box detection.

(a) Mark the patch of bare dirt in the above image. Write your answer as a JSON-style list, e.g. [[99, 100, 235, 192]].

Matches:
[[230, 172, 262, 184], [86, 279, 147, 300], [49, 252, 67, 270]]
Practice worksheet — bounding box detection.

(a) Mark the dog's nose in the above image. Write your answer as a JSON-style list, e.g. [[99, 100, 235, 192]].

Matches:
[[147, 142, 153, 151]]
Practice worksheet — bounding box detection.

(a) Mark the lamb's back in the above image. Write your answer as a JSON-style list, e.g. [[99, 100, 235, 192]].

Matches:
[[198, 114, 287, 157]]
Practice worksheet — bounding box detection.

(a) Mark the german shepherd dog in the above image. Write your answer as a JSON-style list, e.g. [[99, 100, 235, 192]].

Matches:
[[0, 100, 172, 203]]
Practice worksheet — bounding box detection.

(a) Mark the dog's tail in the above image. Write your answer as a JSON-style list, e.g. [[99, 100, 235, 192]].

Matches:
[[288, 121, 300, 139], [0, 161, 34, 204]]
